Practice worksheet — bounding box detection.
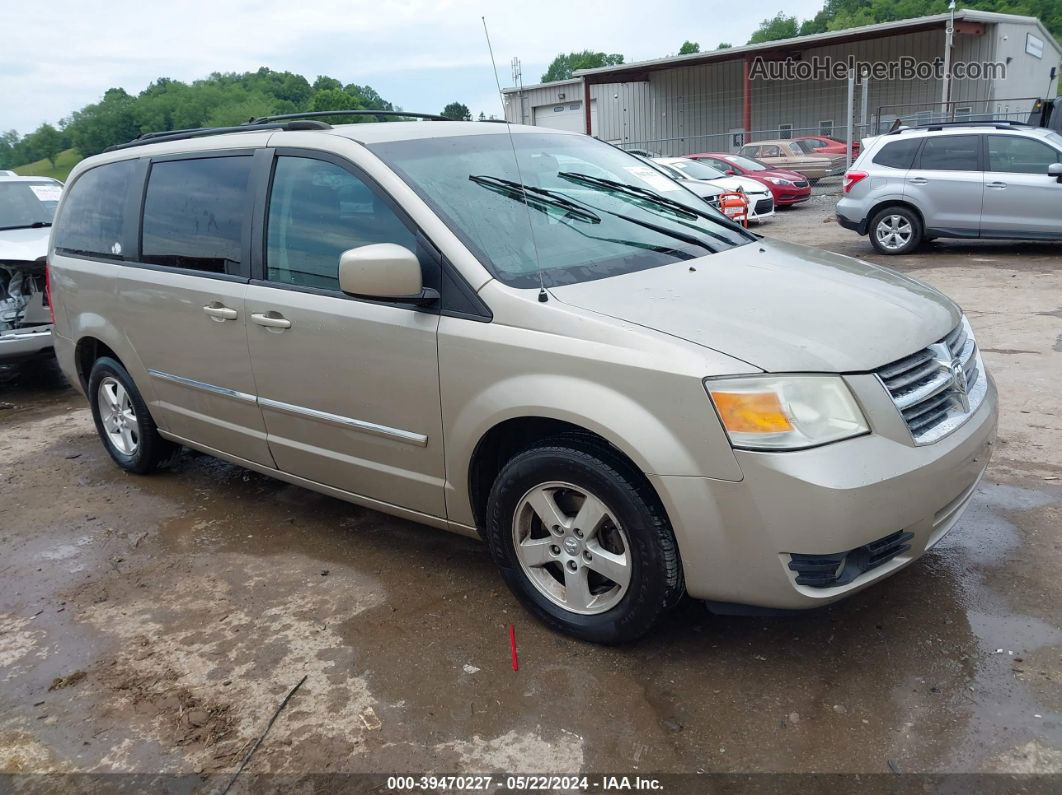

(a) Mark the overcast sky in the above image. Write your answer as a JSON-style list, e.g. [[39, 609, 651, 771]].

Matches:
[[2, 0, 826, 135]]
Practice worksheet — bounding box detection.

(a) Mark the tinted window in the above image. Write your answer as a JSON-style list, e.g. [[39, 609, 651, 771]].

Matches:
[[141, 156, 251, 273], [917, 136, 980, 171], [54, 161, 135, 258], [986, 135, 1062, 173], [266, 156, 416, 291], [872, 139, 922, 170]]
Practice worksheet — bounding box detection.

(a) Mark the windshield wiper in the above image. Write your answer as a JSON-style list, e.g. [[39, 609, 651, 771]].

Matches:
[[557, 172, 707, 220], [0, 221, 52, 231], [470, 175, 600, 223]]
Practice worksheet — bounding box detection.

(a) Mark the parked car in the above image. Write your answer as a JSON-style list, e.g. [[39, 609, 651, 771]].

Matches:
[[794, 135, 860, 158], [1, 175, 62, 364], [837, 121, 1062, 254], [0, 170, 19, 176], [49, 118, 996, 643], [652, 157, 774, 222], [685, 152, 811, 206], [738, 140, 844, 183]]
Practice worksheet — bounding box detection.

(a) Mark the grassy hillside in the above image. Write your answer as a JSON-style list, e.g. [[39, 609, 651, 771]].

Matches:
[[13, 148, 82, 182]]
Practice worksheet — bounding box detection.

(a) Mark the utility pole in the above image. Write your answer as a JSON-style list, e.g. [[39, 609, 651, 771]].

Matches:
[[941, 0, 956, 119], [511, 57, 525, 124], [846, 68, 856, 170]]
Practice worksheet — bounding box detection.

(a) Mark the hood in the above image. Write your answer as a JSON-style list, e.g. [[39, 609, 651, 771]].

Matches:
[[550, 238, 960, 373], [0, 226, 50, 262], [761, 169, 811, 182], [697, 176, 768, 195]]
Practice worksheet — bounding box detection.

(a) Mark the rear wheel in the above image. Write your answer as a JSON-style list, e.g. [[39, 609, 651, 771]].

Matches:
[[485, 437, 683, 644], [869, 206, 922, 255], [88, 357, 179, 474]]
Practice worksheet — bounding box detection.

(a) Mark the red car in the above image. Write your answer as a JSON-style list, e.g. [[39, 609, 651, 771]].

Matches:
[[793, 135, 860, 157], [686, 153, 812, 206]]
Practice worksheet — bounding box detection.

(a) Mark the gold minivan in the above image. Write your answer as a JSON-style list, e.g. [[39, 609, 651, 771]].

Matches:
[[48, 114, 997, 643]]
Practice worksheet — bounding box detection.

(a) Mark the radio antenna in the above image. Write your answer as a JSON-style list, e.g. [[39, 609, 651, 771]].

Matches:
[[482, 16, 548, 302]]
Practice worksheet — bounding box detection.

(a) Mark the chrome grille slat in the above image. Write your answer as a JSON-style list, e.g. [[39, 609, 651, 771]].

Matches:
[[893, 370, 954, 410], [875, 317, 987, 445]]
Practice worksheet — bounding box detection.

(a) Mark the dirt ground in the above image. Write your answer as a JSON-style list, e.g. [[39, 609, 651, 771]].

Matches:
[[2, 183, 1061, 786]]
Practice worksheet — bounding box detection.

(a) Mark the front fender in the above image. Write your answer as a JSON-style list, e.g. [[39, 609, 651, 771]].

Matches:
[[443, 372, 743, 527]]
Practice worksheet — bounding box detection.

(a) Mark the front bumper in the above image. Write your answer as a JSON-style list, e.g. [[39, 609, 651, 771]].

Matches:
[[0, 325, 53, 362], [651, 374, 998, 609], [771, 186, 811, 205]]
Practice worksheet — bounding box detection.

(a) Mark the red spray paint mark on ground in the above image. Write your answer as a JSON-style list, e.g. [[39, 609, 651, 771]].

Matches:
[[509, 624, 519, 671]]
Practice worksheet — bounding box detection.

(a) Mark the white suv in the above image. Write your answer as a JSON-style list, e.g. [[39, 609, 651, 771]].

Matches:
[[836, 121, 1062, 254]]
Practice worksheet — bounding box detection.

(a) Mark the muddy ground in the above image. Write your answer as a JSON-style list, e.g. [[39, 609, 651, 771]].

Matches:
[[1, 186, 1060, 787]]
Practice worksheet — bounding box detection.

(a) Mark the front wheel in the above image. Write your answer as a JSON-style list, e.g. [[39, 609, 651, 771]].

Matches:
[[869, 206, 922, 255], [485, 438, 683, 644]]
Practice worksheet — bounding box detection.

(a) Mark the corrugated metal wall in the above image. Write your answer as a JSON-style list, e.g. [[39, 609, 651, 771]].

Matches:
[[505, 21, 1061, 155]]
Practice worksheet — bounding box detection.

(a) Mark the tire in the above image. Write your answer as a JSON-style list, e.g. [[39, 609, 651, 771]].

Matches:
[[485, 435, 683, 644], [869, 206, 922, 255], [88, 356, 179, 474]]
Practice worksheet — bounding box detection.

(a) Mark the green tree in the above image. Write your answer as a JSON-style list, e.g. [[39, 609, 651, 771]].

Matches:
[[678, 40, 700, 55], [0, 130, 21, 169], [441, 102, 471, 120], [717, 42, 734, 49], [748, 12, 800, 44], [65, 88, 139, 157], [540, 51, 624, 82], [28, 124, 64, 167]]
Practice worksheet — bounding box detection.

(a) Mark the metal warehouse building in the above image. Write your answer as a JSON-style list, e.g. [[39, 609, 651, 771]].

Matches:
[[503, 9, 1061, 156]]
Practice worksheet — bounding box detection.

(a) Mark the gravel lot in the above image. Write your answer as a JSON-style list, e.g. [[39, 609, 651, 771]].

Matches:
[[2, 183, 1060, 784]]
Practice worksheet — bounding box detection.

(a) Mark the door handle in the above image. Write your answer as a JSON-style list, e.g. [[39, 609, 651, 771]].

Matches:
[[908, 177, 928, 185], [251, 312, 292, 330], [203, 304, 238, 321], [986, 181, 1007, 189]]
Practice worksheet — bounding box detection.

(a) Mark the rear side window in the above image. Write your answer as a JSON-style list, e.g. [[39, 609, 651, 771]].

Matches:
[[265, 156, 416, 291], [917, 135, 980, 171], [872, 139, 921, 170], [141, 156, 252, 273], [986, 135, 1062, 173], [54, 160, 136, 259]]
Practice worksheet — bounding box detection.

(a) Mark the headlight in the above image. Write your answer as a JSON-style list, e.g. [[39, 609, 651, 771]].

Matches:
[[705, 375, 868, 450], [765, 177, 793, 186]]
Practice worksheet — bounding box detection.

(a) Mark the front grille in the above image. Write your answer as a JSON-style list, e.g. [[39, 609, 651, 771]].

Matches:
[[754, 197, 774, 214], [792, 180, 809, 188], [788, 530, 914, 588], [875, 317, 985, 444]]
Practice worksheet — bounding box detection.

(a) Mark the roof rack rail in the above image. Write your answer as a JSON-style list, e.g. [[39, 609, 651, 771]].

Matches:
[[888, 120, 1033, 134], [104, 119, 331, 152], [247, 110, 450, 124]]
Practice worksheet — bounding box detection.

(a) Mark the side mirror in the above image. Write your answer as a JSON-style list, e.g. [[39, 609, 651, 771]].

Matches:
[[1049, 163, 1062, 182], [337, 244, 438, 305], [725, 169, 736, 175]]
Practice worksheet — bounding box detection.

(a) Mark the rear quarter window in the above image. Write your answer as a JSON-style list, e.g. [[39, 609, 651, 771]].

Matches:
[[871, 138, 922, 170], [53, 159, 137, 259]]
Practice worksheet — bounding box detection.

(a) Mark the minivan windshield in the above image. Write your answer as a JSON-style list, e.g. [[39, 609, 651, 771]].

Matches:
[[0, 181, 61, 231], [370, 132, 754, 287]]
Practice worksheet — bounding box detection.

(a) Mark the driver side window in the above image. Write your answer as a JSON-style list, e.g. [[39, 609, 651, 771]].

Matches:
[[266, 156, 417, 291]]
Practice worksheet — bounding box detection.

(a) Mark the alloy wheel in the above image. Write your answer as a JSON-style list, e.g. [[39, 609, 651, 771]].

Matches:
[[97, 376, 139, 455], [511, 481, 632, 615], [875, 214, 913, 251]]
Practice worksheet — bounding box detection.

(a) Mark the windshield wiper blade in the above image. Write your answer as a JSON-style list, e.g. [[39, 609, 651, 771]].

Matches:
[[557, 172, 706, 220], [0, 221, 52, 231], [469, 175, 600, 223]]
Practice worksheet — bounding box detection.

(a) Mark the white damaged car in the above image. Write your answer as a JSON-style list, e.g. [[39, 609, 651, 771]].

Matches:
[[653, 156, 775, 223], [1, 175, 62, 364]]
